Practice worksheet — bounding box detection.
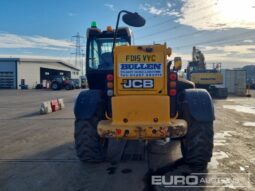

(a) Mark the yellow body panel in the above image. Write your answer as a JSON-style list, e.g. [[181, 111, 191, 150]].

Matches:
[[114, 45, 171, 95], [97, 44, 188, 139], [112, 95, 170, 124], [191, 72, 223, 85]]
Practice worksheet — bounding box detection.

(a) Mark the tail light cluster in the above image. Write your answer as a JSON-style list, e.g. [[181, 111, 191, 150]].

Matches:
[[168, 71, 178, 117], [168, 72, 177, 96], [106, 74, 114, 96]]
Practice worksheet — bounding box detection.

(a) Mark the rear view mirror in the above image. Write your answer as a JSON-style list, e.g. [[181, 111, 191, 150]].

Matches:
[[122, 12, 146, 27], [174, 57, 182, 71], [112, 10, 146, 52]]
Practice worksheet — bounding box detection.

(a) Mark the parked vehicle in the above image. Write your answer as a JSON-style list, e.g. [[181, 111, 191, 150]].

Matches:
[[80, 76, 88, 89], [72, 79, 81, 89], [51, 76, 74, 90], [185, 47, 228, 98]]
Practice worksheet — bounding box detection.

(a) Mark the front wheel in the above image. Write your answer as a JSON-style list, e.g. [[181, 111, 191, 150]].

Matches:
[[181, 118, 214, 167]]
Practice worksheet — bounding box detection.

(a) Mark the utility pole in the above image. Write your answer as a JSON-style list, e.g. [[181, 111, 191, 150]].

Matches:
[[80, 49, 85, 76], [71, 33, 84, 75]]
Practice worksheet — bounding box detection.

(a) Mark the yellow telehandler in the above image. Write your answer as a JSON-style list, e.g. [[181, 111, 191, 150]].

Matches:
[[74, 11, 214, 168]]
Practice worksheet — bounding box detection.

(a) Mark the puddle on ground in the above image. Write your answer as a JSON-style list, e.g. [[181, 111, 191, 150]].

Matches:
[[250, 158, 255, 164], [223, 105, 255, 115], [214, 139, 226, 146], [214, 131, 234, 146], [240, 166, 245, 171], [242, 122, 255, 127], [214, 131, 233, 139], [208, 151, 229, 169], [226, 99, 235, 102], [210, 132, 232, 168]]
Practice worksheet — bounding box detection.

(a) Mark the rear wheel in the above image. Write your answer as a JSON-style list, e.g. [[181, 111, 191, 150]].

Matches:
[[65, 84, 72, 90], [74, 101, 107, 162], [51, 82, 60, 90], [181, 109, 214, 168]]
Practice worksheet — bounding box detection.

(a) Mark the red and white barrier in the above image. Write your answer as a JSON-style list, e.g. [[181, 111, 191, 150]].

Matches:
[[51, 99, 60, 112], [57, 98, 65, 109], [40, 98, 64, 114], [40, 101, 52, 114]]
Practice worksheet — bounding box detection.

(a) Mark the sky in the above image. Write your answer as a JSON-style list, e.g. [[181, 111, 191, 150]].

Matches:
[[0, 0, 255, 69]]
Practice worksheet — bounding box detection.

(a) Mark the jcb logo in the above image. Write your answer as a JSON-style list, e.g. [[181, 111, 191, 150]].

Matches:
[[122, 79, 154, 89]]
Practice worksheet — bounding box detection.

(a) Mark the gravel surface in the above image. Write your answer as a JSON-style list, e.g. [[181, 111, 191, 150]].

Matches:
[[0, 89, 254, 191]]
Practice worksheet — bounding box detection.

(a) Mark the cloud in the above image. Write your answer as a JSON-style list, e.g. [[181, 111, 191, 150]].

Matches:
[[167, 2, 172, 8], [243, 39, 254, 43], [173, 51, 255, 69], [141, 4, 163, 15], [68, 12, 77, 17], [201, 44, 255, 55], [178, 0, 255, 30], [104, 3, 115, 11], [140, 0, 255, 30], [23, 51, 33, 54], [140, 3, 180, 17], [248, 48, 255, 52], [0, 33, 74, 51]]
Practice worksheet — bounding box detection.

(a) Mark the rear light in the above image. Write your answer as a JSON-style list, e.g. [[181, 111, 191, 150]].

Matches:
[[168, 71, 178, 117], [107, 26, 113, 32], [116, 129, 122, 135], [169, 72, 177, 81], [169, 89, 177, 96], [107, 74, 114, 81], [107, 89, 114, 96], [169, 81, 176, 88], [168, 71, 177, 97], [106, 73, 114, 97], [107, 82, 113, 89]]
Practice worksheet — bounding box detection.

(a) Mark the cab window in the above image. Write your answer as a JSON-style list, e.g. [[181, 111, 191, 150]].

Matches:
[[88, 38, 129, 70]]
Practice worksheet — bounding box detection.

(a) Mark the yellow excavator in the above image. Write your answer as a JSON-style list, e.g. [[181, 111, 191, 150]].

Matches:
[[186, 46, 228, 98]]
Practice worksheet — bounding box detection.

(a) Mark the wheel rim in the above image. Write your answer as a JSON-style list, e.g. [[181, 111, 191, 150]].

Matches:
[[52, 84, 58, 89]]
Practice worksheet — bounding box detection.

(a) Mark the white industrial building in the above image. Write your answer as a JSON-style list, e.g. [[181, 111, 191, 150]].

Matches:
[[0, 58, 80, 89]]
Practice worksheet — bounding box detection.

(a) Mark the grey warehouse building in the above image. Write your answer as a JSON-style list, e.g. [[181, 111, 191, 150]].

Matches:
[[0, 58, 80, 89]]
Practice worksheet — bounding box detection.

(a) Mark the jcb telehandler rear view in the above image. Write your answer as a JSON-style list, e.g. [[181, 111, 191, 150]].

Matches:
[[74, 10, 214, 168]]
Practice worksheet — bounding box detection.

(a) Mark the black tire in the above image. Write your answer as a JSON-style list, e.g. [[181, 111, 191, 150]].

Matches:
[[51, 82, 60, 90], [74, 101, 107, 162], [209, 87, 228, 99], [65, 84, 72, 90], [216, 88, 228, 99], [181, 109, 214, 167], [35, 84, 43, 89]]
